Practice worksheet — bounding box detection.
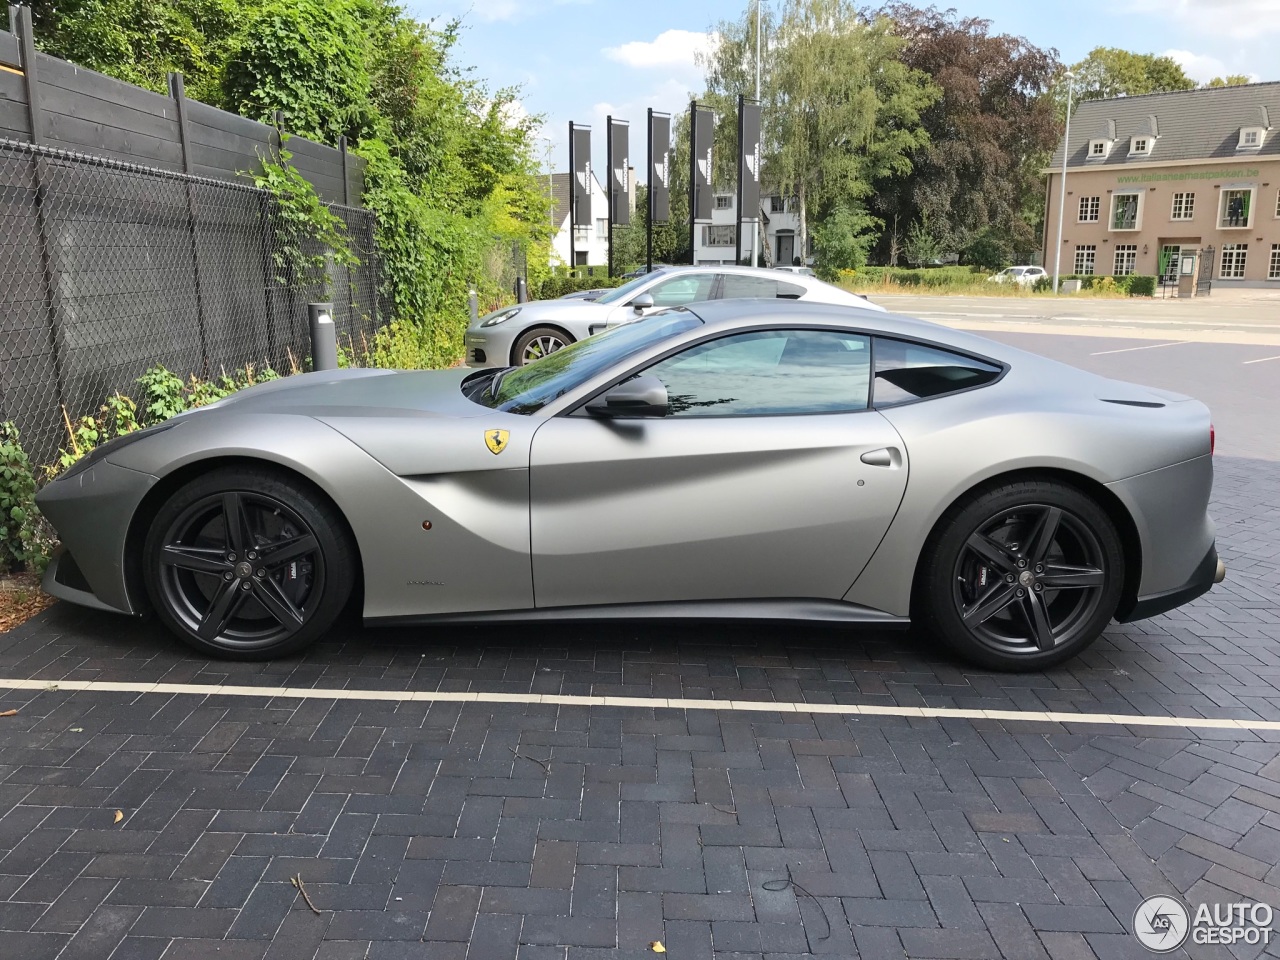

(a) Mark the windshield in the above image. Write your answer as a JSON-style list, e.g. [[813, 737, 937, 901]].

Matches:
[[469, 311, 703, 415], [594, 270, 671, 305]]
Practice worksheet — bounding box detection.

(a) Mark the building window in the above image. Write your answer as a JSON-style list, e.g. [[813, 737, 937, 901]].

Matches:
[[1269, 244, 1280, 280], [714, 195, 733, 210], [1238, 127, 1265, 149], [1074, 245, 1096, 275], [596, 218, 609, 239], [1129, 136, 1151, 155], [574, 225, 590, 242], [1088, 139, 1110, 159], [702, 224, 735, 246], [1275, 189, 1280, 218], [1114, 244, 1138, 276], [770, 196, 787, 213], [1220, 244, 1248, 279], [1220, 189, 1253, 228], [1159, 244, 1181, 280], [1171, 192, 1195, 220], [1111, 192, 1140, 230], [1078, 196, 1100, 222]]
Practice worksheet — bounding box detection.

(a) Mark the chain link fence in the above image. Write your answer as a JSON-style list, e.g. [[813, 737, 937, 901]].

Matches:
[[0, 137, 382, 465]]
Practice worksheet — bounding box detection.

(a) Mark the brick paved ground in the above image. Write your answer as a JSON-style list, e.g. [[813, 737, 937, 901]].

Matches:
[[0, 454, 1277, 960]]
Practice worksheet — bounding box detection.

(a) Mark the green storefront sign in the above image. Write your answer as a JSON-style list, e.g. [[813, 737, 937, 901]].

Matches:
[[1117, 168, 1259, 184]]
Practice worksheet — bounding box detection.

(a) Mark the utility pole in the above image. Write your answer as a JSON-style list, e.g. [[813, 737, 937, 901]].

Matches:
[[752, 0, 762, 268], [1052, 71, 1075, 293]]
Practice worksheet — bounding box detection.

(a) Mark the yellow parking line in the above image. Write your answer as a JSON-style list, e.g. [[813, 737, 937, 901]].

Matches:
[[1, 678, 1277, 731]]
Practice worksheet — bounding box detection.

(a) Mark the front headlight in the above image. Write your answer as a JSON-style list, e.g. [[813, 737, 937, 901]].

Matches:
[[481, 307, 521, 328]]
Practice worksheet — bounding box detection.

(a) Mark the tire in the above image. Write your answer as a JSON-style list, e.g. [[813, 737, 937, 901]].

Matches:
[[143, 466, 355, 660], [914, 480, 1124, 671], [513, 326, 572, 366]]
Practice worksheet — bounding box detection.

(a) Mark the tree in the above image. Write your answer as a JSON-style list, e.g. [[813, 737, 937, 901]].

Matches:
[[1205, 75, 1252, 87], [700, 0, 937, 259], [812, 199, 880, 277], [1069, 47, 1196, 102], [873, 5, 1061, 265]]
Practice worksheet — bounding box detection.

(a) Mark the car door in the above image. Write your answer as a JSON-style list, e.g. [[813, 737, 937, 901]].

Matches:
[[528, 328, 910, 607], [603, 272, 720, 328]]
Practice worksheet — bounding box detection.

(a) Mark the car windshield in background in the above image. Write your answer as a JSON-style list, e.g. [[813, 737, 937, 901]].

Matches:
[[470, 311, 704, 414], [593, 271, 671, 305]]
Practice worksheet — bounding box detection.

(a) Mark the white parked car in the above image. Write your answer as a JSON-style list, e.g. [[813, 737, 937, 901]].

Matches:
[[773, 265, 817, 277], [988, 266, 1047, 286]]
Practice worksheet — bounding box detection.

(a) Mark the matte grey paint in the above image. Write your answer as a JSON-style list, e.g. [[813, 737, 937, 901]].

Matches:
[[37, 299, 1217, 638]]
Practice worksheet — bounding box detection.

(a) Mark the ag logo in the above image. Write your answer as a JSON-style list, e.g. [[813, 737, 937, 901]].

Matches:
[[484, 429, 510, 455], [1133, 896, 1190, 952]]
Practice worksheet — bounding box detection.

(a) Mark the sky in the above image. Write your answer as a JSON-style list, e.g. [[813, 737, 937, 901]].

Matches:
[[402, 0, 1280, 178]]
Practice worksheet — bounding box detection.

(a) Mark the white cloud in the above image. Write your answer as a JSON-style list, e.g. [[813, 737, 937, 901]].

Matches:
[[1128, 0, 1280, 39], [465, 0, 593, 23], [1164, 49, 1260, 84], [604, 29, 719, 69]]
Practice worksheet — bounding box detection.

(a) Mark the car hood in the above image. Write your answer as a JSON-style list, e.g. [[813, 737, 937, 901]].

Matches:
[[195, 367, 488, 420]]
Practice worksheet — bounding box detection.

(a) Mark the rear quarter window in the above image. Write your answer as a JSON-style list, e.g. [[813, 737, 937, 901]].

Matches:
[[873, 338, 1003, 407]]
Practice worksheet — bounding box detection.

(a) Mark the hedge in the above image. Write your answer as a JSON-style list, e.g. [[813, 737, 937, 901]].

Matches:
[[530, 273, 628, 300]]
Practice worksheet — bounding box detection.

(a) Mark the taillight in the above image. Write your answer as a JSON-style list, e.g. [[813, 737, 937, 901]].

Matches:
[[1210, 423, 1215, 455]]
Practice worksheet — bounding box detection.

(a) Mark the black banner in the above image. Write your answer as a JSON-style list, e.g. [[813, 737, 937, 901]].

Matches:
[[609, 119, 630, 226], [691, 103, 713, 222], [571, 124, 592, 227], [738, 97, 761, 224], [649, 111, 671, 222]]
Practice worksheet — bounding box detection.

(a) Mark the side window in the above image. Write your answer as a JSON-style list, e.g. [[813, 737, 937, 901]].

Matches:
[[719, 275, 778, 299], [873, 338, 1002, 407], [776, 280, 806, 299], [645, 329, 871, 417], [646, 273, 716, 307]]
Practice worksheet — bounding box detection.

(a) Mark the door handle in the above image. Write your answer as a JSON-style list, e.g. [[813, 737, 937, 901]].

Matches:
[[860, 447, 899, 467]]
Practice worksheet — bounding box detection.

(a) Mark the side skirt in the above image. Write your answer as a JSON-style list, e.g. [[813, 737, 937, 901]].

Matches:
[[367, 598, 910, 630]]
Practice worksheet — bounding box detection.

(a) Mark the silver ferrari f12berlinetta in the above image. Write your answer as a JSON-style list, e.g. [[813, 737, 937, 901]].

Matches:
[[38, 300, 1223, 670]]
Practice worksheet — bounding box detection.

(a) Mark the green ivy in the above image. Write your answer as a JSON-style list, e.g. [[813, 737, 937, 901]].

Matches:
[[0, 422, 40, 574], [252, 150, 359, 289]]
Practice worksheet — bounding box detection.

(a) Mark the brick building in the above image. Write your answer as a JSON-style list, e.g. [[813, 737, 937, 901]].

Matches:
[[1044, 83, 1280, 287]]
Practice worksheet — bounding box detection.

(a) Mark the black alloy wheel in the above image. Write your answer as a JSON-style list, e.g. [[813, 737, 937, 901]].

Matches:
[[514, 327, 571, 365], [916, 480, 1124, 670], [144, 467, 354, 659]]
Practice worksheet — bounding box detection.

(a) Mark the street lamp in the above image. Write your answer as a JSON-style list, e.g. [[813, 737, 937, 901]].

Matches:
[[750, 0, 764, 269], [1052, 71, 1075, 293]]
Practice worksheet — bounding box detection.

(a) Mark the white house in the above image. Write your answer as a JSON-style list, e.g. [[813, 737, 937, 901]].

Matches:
[[548, 171, 609, 269], [692, 192, 808, 267]]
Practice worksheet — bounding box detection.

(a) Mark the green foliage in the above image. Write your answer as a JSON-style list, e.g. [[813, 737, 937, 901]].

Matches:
[[0, 423, 42, 574], [137, 367, 187, 425], [1069, 47, 1196, 102], [1127, 275, 1157, 297], [252, 152, 359, 287], [962, 228, 1013, 271], [531, 274, 627, 300], [223, 0, 374, 143], [1205, 75, 1252, 88], [812, 200, 881, 278], [54, 393, 138, 473]]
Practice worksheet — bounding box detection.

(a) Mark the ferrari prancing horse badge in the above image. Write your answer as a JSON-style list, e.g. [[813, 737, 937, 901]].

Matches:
[[485, 429, 510, 455]]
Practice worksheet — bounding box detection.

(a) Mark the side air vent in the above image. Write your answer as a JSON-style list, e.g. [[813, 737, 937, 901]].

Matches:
[[1100, 398, 1165, 408]]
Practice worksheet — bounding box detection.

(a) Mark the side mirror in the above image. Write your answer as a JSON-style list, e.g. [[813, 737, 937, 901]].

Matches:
[[630, 293, 655, 313], [585, 375, 669, 418]]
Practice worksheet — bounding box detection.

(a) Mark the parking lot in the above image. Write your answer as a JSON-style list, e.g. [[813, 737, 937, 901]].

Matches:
[[1, 295, 1278, 960]]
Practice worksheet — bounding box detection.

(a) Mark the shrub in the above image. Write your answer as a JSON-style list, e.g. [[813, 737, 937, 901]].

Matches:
[[1127, 275, 1157, 297], [0, 423, 40, 574], [530, 274, 627, 300]]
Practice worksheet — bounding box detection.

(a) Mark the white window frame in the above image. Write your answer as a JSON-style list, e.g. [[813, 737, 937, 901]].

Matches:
[[1110, 191, 1143, 231], [1275, 189, 1280, 219], [1238, 127, 1265, 150], [1078, 196, 1100, 222], [1114, 244, 1138, 276], [1219, 188, 1255, 229], [1129, 136, 1152, 156], [1074, 245, 1096, 275], [702, 224, 735, 247], [1087, 139, 1111, 160], [1220, 243, 1248, 279], [1171, 192, 1195, 221], [1269, 244, 1280, 281], [595, 218, 609, 239], [714, 195, 734, 210]]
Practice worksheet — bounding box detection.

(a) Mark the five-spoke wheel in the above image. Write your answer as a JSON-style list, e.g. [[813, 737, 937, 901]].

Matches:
[[143, 467, 354, 658], [916, 480, 1124, 670]]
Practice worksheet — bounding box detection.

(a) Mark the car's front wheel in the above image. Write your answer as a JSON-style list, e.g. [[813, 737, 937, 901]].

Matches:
[[914, 480, 1124, 670], [513, 326, 573, 365], [143, 467, 355, 659]]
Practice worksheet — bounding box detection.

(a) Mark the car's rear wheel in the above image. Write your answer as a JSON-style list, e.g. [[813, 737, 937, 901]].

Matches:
[[514, 326, 572, 365], [915, 480, 1124, 671], [143, 467, 354, 659]]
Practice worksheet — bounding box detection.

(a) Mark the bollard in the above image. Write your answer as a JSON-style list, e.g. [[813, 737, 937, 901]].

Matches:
[[515, 276, 528, 303], [469, 289, 479, 326], [308, 302, 338, 371]]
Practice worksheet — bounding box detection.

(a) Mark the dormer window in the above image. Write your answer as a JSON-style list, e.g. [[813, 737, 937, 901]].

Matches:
[[1088, 139, 1111, 160], [1129, 136, 1152, 156], [1238, 126, 1266, 150]]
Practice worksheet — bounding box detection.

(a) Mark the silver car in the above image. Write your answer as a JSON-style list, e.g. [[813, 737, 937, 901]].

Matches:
[[37, 299, 1222, 670], [465, 264, 883, 368]]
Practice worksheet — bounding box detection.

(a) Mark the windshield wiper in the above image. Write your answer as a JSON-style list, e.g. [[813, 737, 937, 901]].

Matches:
[[487, 365, 517, 399]]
